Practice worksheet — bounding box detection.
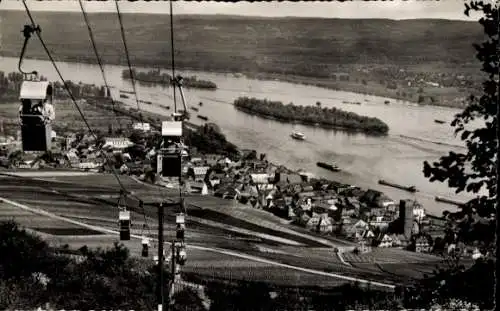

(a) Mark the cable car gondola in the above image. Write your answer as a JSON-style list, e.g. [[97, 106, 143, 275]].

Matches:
[[19, 80, 55, 152], [17, 24, 56, 152]]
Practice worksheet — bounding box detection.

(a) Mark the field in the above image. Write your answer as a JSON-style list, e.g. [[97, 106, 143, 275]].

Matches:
[[0, 172, 446, 288], [0, 11, 485, 108]]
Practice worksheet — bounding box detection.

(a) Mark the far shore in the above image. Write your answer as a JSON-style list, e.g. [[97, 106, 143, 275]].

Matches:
[[6, 56, 467, 110]]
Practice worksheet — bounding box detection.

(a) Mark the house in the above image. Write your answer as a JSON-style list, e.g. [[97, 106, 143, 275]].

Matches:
[[207, 172, 225, 188], [301, 184, 314, 192], [190, 157, 204, 165], [471, 248, 483, 260], [121, 162, 143, 175], [344, 219, 370, 240], [297, 191, 315, 199], [298, 198, 312, 211], [378, 234, 394, 248], [80, 161, 102, 171], [295, 210, 312, 226], [314, 200, 339, 214], [414, 235, 431, 253], [369, 206, 386, 217], [306, 213, 333, 234], [413, 203, 426, 221], [103, 137, 134, 150], [344, 197, 361, 211], [298, 171, 315, 182], [250, 174, 270, 185], [214, 187, 238, 200], [360, 229, 375, 243], [390, 234, 410, 248], [369, 216, 391, 230], [132, 122, 151, 132], [356, 240, 372, 254], [187, 166, 210, 182], [274, 172, 303, 188]]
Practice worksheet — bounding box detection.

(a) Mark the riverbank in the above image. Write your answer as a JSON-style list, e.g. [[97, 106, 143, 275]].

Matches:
[[11, 56, 469, 110], [243, 72, 471, 109], [0, 63, 470, 218]]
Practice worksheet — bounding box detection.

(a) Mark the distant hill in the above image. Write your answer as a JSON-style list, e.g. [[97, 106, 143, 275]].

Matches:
[[0, 11, 484, 75]]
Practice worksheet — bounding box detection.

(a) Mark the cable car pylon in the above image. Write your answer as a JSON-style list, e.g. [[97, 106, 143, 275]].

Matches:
[[155, 1, 190, 309]]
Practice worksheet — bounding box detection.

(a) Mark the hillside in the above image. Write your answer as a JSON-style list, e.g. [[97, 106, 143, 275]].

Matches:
[[0, 11, 483, 70], [0, 12, 485, 107]]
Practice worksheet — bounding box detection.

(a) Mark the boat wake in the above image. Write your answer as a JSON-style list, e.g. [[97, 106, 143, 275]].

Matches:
[[398, 135, 466, 150]]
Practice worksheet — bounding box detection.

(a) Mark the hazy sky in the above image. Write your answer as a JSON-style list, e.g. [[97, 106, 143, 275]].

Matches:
[[0, 0, 483, 20]]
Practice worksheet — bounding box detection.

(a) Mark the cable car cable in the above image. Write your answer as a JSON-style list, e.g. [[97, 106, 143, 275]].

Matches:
[[112, 0, 154, 237], [114, 0, 145, 125], [22, 1, 161, 258], [169, 0, 177, 113], [78, 0, 122, 132], [21, 0, 134, 199], [78, 0, 155, 241]]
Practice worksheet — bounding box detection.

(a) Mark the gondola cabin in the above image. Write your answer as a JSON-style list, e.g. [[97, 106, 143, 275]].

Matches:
[[19, 80, 55, 152], [157, 120, 183, 177]]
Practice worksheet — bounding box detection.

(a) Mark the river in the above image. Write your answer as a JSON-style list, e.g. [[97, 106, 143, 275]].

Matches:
[[0, 56, 483, 216]]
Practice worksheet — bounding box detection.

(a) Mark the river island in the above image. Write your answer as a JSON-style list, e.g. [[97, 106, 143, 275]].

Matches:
[[233, 97, 390, 136], [122, 69, 217, 90]]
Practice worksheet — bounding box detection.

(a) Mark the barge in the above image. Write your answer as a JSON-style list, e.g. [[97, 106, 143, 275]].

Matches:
[[197, 115, 208, 121], [378, 179, 417, 193], [317, 161, 341, 172]]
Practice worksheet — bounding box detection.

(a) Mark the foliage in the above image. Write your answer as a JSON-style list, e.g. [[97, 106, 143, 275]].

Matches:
[[184, 124, 239, 158], [416, 2, 497, 309], [0, 221, 173, 310], [5, 220, 487, 310], [404, 257, 494, 309], [234, 97, 389, 135], [172, 287, 206, 311], [422, 1, 498, 239], [122, 69, 217, 90]]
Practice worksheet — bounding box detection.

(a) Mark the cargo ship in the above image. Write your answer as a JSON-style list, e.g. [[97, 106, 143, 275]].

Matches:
[[197, 115, 208, 121], [378, 179, 417, 193], [316, 161, 341, 172], [435, 196, 465, 207]]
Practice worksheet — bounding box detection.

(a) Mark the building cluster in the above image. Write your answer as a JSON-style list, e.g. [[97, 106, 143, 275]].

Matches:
[[177, 151, 443, 254], [0, 125, 150, 174], [0, 124, 485, 260]]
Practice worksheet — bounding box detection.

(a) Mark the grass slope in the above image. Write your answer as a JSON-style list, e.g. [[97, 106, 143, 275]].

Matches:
[[0, 11, 483, 71]]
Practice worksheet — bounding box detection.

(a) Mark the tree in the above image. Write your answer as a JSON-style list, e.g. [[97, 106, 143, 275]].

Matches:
[[416, 2, 497, 309], [172, 288, 206, 311], [422, 1, 498, 244]]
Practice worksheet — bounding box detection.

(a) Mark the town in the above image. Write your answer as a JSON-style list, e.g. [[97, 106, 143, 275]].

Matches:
[[0, 2, 495, 309], [0, 111, 485, 262]]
